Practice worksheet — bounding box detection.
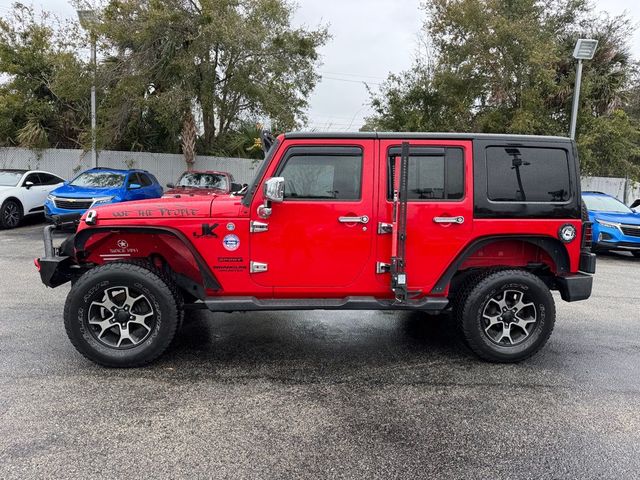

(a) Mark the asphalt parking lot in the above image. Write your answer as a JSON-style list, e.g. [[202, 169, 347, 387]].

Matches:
[[1, 220, 639, 479]]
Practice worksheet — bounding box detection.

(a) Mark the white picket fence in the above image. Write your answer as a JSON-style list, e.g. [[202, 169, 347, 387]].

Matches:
[[1, 147, 639, 203]]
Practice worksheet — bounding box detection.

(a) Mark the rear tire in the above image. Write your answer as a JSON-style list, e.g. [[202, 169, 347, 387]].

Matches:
[[64, 263, 181, 367], [456, 269, 555, 363], [0, 199, 23, 229]]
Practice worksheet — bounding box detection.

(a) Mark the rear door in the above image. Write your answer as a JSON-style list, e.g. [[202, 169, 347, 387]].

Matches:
[[376, 139, 474, 294], [249, 140, 379, 294]]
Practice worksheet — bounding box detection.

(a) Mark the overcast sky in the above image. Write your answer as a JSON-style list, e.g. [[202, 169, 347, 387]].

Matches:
[[0, 0, 638, 130]]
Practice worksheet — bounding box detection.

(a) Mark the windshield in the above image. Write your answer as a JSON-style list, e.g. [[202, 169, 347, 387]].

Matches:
[[0, 171, 24, 187], [70, 172, 125, 188], [177, 172, 228, 190], [583, 195, 632, 214]]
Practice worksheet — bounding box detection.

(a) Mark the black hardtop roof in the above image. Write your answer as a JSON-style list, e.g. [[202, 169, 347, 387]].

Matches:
[[284, 132, 571, 143]]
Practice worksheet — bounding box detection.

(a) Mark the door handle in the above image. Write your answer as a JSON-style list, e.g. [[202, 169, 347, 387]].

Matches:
[[433, 216, 464, 224], [338, 215, 369, 224]]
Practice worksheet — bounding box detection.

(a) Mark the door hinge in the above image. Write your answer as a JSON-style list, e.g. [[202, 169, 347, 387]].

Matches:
[[250, 221, 269, 233], [378, 222, 393, 234], [250, 261, 268, 273], [376, 262, 391, 274]]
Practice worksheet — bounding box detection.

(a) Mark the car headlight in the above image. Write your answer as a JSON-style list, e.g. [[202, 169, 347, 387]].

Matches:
[[595, 219, 620, 229], [91, 196, 115, 206]]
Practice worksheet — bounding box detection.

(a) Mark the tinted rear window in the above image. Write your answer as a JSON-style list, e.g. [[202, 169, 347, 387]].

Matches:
[[486, 147, 571, 203]]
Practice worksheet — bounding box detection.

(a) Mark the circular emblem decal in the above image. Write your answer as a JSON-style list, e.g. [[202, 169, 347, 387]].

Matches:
[[117, 239, 128, 249], [222, 234, 240, 251], [226, 222, 236, 231]]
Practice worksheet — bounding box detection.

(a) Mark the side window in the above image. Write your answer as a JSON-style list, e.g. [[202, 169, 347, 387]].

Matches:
[[486, 147, 571, 202], [387, 147, 464, 200], [23, 173, 43, 186], [138, 173, 153, 187], [128, 173, 141, 187], [39, 173, 64, 185], [277, 147, 363, 200]]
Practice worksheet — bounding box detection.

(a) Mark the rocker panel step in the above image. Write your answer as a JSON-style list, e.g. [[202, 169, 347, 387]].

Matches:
[[201, 296, 449, 312]]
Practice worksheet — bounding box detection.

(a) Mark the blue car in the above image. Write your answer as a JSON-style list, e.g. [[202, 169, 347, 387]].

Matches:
[[582, 191, 640, 258], [45, 168, 163, 220]]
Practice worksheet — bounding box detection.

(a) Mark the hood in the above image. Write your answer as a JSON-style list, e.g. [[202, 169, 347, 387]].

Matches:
[[591, 211, 640, 226], [163, 186, 227, 197], [52, 183, 123, 199], [93, 196, 214, 220], [0, 185, 17, 193]]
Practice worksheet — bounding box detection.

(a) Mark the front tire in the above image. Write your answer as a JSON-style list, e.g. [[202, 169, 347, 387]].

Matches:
[[64, 263, 181, 367], [456, 269, 555, 363], [0, 199, 23, 229]]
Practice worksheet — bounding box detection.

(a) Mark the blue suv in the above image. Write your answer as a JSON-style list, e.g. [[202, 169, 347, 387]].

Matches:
[[582, 191, 640, 258], [45, 168, 163, 220]]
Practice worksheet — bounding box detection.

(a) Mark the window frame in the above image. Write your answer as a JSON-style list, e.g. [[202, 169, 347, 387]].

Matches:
[[274, 145, 365, 202], [385, 145, 466, 202], [23, 172, 43, 186], [138, 173, 153, 187], [485, 145, 574, 205], [38, 173, 64, 185]]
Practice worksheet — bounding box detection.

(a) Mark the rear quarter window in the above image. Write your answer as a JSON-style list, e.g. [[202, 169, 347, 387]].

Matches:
[[486, 147, 571, 203]]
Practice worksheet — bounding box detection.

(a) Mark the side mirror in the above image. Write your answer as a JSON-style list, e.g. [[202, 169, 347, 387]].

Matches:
[[166, 183, 175, 189], [257, 177, 285, 218], [24, 181, 33, 189], [129, 183, 142, 190], [264, 177, 285, 202]]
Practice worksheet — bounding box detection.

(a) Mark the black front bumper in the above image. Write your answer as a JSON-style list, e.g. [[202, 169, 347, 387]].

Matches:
[[37, 225, 78, 288]]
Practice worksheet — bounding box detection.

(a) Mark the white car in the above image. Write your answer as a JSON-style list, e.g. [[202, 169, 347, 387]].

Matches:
[[0, 169, 65, 229]]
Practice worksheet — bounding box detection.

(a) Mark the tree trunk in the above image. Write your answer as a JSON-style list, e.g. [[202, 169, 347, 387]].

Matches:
[[182, 110, 197, 170]]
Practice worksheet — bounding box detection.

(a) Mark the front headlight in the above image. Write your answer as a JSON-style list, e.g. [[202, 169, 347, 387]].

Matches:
[[91, 196, 115, 206], [596, 219, 620, 229]]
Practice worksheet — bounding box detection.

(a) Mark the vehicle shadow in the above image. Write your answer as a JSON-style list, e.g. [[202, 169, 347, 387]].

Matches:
[[158, 309, 470, 380]]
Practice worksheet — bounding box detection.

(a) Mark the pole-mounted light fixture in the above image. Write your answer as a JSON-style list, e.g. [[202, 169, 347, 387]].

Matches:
[[573, 39, 599, 60], [569, 38, 598, 140]]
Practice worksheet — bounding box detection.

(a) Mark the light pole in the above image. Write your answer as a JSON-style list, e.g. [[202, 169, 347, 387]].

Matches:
[[77, 9, 98, 167], [569, 38, 598, 140]]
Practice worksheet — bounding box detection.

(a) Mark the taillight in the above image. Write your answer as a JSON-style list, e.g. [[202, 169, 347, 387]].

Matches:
[[582, 222, 593, 250], [34, 258, 41, 271]]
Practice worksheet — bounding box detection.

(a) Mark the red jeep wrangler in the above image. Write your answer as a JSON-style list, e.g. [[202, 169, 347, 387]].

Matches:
[[36, 132, 596, 367]]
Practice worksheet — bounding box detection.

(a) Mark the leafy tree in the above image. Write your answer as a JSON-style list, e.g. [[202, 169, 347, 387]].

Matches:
[[0, 4, 89, 148], [364, 0, 640, 179], [94, 0, 328, 156]]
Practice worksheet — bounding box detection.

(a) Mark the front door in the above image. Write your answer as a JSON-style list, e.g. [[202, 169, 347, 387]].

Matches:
[[250, 140, 378, 293], [376, 139, 474, 294]]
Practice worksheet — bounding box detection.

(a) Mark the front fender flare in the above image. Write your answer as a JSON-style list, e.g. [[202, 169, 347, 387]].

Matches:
[[74, 226, 221, 293]]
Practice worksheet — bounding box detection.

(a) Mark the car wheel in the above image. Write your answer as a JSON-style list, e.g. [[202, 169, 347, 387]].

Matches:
[[0, 199, 23, 229], [64, 263, 181, 367], [632, 251, 640, 258], [456, 269, 555, 363]]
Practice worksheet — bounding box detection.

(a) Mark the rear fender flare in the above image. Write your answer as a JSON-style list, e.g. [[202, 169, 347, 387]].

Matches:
[[432, 235, 571, 294], [74, 226, 221, 293]]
